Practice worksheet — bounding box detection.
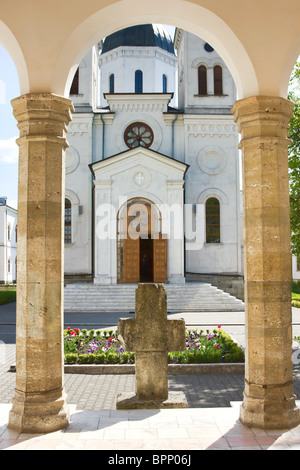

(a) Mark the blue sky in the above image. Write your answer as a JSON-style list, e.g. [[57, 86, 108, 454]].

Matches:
[[0, 45, 20, 209]]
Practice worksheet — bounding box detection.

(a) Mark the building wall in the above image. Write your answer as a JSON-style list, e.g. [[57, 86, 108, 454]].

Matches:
[[292, 255, 300, 281], [0, 205, 17, 283], [98, 46, 178, 107], [65, 28, 243, 281]]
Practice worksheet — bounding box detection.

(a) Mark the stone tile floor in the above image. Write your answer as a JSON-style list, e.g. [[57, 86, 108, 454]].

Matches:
[[1, 402, 300, 450]]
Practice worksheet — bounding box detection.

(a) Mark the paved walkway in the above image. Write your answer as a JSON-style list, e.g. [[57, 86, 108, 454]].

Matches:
[[1, 304, 300, 450]]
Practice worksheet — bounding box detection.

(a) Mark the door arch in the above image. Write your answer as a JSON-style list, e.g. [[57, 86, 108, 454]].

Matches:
[[117, 197, 167, 283]]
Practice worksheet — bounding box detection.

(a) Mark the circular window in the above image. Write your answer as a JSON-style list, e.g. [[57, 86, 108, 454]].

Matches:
[[204, 43, 214, 53], [124, 122, 154, 149]]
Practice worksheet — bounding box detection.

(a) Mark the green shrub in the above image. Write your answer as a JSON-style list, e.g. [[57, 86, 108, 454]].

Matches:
[[292, 300, 300, 308], [65, 353, 78, 364], [94, 353, 106, 364]]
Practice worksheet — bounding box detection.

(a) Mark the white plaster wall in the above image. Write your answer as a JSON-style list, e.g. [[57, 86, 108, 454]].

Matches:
[[71, 48, 99, 109], [292, 255, 300, 281], [64, 114, 94, 275], [183, 115, 242, 275], [99, 47, 177, 107], [0, 206, 17, 283], [176, 31, 236, 112], [101, 94, 175, 158], [92, 150, 186, 284]]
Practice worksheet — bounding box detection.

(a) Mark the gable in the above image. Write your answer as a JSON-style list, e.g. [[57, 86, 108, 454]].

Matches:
[[89, 147, 189, 181]]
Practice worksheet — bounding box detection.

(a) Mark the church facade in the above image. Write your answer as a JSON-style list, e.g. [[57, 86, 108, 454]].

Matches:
[[64, 25, 243, 293]]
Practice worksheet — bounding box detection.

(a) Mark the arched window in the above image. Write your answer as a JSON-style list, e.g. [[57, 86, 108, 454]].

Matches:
[[198, 65, 207, 95], [109, 74, 115, 93], [162, 74, 167, 93], [7, 258, 11, 273], [206, 198, 220, 243], [70, 68, 79, 95], [7, 223, 11, 241], [135, 70, 143, 93], [214, 65, 223, 96], [65, 199, 72, 244]]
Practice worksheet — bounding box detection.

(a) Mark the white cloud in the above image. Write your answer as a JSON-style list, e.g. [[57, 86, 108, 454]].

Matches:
[[0, 137, 18, 164]]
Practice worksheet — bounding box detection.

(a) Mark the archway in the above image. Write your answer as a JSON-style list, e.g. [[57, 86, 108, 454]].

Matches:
[[1, 0, 299, 434], [117, 197, 166, 284], [50, 0, 258, 100]]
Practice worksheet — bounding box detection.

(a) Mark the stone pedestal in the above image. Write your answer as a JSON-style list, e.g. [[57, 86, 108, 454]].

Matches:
[[8, 94, 74, 433], [232, 96, 300, 429], [117, 283, 187, 409]]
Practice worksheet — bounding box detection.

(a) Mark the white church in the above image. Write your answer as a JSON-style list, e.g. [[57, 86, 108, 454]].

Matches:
[[64, 24, 244, 300]]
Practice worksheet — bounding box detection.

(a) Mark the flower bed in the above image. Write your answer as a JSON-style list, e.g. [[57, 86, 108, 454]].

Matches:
[[64, 326, 244, 365]]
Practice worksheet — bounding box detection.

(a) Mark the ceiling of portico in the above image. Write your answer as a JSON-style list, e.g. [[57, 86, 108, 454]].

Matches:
[[0, 0, 300, 99]]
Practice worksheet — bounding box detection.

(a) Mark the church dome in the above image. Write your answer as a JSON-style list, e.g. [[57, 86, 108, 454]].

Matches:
[[101, 24, 175, 55]]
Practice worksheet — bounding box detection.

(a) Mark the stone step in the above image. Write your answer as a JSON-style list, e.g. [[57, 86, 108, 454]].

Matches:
[[64, 282, 245, 312]]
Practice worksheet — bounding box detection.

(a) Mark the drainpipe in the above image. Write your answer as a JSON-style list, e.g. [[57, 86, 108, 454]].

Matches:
[[171, 113, 178, 158], [100, 114, 105, 160], [5, 208, 7, 284]]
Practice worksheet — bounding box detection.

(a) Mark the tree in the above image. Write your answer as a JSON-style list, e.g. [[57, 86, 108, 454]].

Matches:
[[288, 62, 300, 256]]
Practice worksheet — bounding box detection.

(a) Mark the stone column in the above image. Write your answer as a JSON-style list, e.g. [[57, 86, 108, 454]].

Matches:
[[8, 94, 74, 433], [232, 96, 300, 429]]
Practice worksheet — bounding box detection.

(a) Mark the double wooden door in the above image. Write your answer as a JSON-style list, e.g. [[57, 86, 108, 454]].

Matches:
[[121, 235, 167, 284]]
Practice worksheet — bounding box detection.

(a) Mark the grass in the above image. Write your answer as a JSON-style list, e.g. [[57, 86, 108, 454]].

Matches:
[[64, 326, 245, 365], [0, 288, 16, 305]]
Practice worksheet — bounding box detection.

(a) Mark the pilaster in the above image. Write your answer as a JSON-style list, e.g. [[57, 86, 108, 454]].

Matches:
[[232, 96, 300, 429]]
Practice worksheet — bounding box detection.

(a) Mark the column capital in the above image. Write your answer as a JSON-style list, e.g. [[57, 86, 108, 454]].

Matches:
[[232, 95, 294, 140], [11, 93, 74, 140]]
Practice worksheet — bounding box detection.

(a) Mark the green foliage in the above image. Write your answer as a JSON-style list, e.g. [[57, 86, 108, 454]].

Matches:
[[63, 327, 244, 365], [0, 288, 16, 305], [288, 62, 300, 256]]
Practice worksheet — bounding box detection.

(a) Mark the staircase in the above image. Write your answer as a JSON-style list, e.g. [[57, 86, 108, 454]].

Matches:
[[64, 282, 245, 312]]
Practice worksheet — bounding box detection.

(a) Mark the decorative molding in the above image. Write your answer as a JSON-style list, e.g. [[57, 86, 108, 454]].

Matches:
[[65, 146, 80, 174], [197, 188, 229, 205], [68, 121, 91, 136], [197, 146, 227, 175], [130, 167, 152, 190], [186, 122, 237, 137], [65, 189, 80, 206]]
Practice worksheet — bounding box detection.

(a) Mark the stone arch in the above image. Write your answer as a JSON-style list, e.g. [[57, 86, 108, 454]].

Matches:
[[197, 188, 229, 205], [280, 32, 300, 97], [65, 189, 80, 206], [50, 0, 258, 99], [0, 19, 29, 94]]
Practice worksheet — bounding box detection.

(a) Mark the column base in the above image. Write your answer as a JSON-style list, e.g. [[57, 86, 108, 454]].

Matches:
[[240, 394, 300, 430], [8, 388, 69, 434], [116, 391, 188, 410]]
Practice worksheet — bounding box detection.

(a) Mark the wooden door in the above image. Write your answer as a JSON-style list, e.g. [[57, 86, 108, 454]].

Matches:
[[153, 235, 167, 283], [122, 237, 140, 283]]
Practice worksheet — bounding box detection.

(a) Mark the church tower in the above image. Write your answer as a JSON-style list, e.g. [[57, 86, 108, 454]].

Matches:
[[98, 24, 178, 107]]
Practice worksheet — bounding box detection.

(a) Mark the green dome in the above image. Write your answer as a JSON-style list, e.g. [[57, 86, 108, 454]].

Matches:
[[101, 24, 175, 55]]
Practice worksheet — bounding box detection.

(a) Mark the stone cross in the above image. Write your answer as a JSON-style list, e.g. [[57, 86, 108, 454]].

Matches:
[[117, 283, 187, 409]]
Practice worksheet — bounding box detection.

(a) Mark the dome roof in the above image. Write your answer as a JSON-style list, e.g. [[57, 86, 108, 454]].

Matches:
[[101, 24, 175, 55]]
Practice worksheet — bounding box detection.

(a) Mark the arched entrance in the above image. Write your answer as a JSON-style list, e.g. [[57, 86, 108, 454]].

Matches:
[[117, 198, 167, 284]]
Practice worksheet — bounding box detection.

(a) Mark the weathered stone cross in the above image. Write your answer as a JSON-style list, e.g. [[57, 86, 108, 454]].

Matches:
[[117, 283, 187, 409]]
